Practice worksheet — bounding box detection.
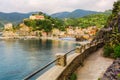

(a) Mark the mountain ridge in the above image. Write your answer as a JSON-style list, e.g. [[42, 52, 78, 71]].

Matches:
[[51, 9, 100, 18], [0, 9, 110, 27]]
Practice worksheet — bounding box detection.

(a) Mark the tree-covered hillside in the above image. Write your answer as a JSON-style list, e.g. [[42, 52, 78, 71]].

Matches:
[[0, 12, 32, 25], [51, 9, 99, 18], [0, 9, 111, 29], [0, 12, 40, 28], [23, 13, 64, 33], [22, 12, 110, 36], [98, 0, 120, 59], [64, 13, 110, 28]]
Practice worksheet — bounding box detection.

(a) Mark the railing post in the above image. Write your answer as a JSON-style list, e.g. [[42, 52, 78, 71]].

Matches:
[[88, 43, 91, 47], [93, 41, 96, 46], [87, 43, 91, 48], [75, 46, 81, 53], [90, 42, 92, 47], [55, 53, 66, 67], [101, 39, 103, 42], [99, 40, 101, 43], [95, 41, 97, 45], [97, 40, 100, 43], [80, 46, 83, 53], [82, 45, 85, 51], [99, 39, 101, 45]]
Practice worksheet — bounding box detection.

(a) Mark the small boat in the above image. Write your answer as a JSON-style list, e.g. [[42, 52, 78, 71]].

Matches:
[[60, 37, 76, 41]]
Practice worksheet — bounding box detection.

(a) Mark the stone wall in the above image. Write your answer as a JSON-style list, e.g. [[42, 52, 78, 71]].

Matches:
[[57, 42, 104, 80], [36, 41, 104, 80], [101, 58, 120, 80]]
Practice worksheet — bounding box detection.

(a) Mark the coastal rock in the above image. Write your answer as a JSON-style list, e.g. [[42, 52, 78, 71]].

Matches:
[[101, 58, 120, 80], [2, 31, 18, 38]]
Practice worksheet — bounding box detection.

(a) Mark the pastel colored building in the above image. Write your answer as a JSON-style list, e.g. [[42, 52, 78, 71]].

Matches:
[[52, 28, 60, 36], [4, 23, 13, 30], [29, 15, 45, 20], [18, 23, 31, 36]]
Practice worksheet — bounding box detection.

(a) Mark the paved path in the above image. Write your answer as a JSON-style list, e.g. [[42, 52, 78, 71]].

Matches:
[[76, 48, 114, 80]]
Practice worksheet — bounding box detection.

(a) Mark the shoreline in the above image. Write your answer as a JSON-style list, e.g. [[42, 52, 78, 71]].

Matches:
[[40, 36, 90, 44], [0, 36, 90, 45]]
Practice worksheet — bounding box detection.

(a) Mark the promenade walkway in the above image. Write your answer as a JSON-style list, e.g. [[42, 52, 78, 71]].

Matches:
[[76, 48, 114, 80]]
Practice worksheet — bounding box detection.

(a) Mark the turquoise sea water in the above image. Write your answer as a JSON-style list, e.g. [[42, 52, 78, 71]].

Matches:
[[0, 39, 78, 80]]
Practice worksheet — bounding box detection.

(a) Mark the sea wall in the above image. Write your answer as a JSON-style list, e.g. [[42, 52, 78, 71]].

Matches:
[[101, 58, 120, 80], [36, 40, 104, 80]]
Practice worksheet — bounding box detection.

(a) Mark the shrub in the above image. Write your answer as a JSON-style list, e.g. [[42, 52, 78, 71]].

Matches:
[[103, 44, 114, 57], [98, 78, 101, 80], [70, 73, 77, 80], [113, 45, 120, 58], [117, 73, 120, 79]]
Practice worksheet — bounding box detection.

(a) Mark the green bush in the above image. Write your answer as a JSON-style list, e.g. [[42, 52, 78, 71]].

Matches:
[[103, 44, 114, 57], [117, 73, 120, 79], [113, 45, 120, 58], [98, 78, 101, 80], [70, 73, 77, 80]]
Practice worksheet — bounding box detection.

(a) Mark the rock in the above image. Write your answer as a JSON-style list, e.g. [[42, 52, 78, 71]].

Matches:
[[101, 58, 120, 80]]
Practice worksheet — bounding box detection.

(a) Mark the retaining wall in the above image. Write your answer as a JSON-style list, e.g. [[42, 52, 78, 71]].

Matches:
[[37, 41, 104, 80]]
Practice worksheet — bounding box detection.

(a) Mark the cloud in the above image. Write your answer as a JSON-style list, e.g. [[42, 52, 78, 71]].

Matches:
[[0, 0, 117, 14]]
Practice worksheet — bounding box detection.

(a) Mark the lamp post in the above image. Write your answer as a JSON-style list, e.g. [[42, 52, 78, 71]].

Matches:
[[118, 12, 120, 33]]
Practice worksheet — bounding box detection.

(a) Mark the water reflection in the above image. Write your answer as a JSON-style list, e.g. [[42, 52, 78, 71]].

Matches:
[[0, 39, 77, 80]]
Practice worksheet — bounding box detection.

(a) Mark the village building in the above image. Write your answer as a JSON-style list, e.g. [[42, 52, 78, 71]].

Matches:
[[66, 27, 74, 37], [29, 15, 45, 20], [2, 23, 18, 37], [4, 23, 13, 31], [41, 31, 47, 37], [52, 28, 60, 37], [18, 23, 31, 36], [74, 27, 82, 35], [87, 26, 98, 36], [59, 31, 66, 38]]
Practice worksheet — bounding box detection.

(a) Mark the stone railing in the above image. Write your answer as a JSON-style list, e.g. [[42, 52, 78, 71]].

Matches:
[[35, 39, 104, 80]]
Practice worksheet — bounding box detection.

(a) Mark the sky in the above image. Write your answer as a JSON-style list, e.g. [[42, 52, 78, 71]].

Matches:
[[0, 0, 117, 14]]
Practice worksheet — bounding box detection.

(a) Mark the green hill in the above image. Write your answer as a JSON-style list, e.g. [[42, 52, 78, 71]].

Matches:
[[0, 9, 112, 28], [51, 9, 100, 18], [63, 13, 111, 28], [0, 12, 32, 25]]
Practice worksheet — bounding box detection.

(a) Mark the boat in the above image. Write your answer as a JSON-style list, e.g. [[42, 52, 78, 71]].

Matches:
[[60, 37, 76, 41]]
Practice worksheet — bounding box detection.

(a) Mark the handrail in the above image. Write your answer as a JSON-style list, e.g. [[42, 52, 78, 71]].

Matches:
[[23, 48, 76, 80], [23, 39, 104, 80], [65, 48, 76, 55], [23, 59, 59, 80]]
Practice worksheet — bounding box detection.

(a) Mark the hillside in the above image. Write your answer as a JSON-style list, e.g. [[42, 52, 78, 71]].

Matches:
[[51, 9, 100, 18], [0, 12, 41, 28], [51, 12, 69, 18], [0, 9, 111, 28], [63, 13, 110, 28], [0, 12, 33, 26]]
